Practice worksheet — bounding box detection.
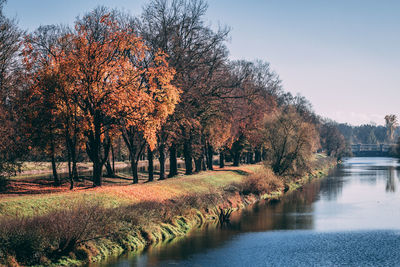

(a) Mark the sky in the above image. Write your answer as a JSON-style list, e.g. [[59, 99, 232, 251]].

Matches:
[[4, 0, 400, 126]]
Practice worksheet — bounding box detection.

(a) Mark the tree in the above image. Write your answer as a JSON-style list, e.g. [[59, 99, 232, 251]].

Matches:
[[139, 0, 229, 175], [263, 109, 319, 176], [0, 0, 20, 102], [320, 123, 347, 160], [29, 8, 179, 186], [227, 60, 280, 166], [0, 104, 21, 190], [23, 25, 83, 188], [0, 0, 23, 190], [385, 114, 398, 143]]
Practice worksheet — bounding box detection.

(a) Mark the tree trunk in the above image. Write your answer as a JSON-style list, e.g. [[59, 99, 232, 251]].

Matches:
[[168, 143, 178, 177], [131, 155, 139, 184], [121, 127, 145, 184], [207, 144, 214, 170], [111, 144, 115, 174], [67, 148, 73, 190], [219, 151, 224, 168], [86, 117, 110, 187], [195, 157, 202, 173], [93, 160, 103, 186], [105, 160, 114, 177], [261, 148, 266, 161], [255, 149, 261, 163], [68, 136, 79, 181], [183, 141, 193, 175], [148, 146, 154, 182], [205, 145, 210, 169], [50, 142, 60, 186], [159, 144, 165, 180], [233, 151, 240, 167], [67, 152, 72, 178], [246, 152, 252, 164], [72, 160, 78, 181]]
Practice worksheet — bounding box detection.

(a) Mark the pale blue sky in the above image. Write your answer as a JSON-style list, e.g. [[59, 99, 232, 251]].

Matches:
[[4, 0, 400, 125]]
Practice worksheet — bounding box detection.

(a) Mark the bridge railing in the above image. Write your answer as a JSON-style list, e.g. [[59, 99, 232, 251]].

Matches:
[[351, 144, 394, 153]]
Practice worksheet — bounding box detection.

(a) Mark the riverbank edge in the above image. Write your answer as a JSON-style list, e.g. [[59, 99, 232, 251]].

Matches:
[[3, 159, 336, 267], [58, 160, 336, 266]]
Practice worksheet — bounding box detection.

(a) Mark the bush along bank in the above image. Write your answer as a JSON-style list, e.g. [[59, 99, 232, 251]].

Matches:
[[0, 157, 336, 266]]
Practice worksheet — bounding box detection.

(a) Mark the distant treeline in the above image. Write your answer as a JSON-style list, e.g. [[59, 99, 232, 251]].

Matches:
[[336, 123, 399, 145]]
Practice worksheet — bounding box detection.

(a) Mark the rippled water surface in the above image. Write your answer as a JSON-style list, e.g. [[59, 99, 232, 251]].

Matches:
[[104, 157, 400, 267]]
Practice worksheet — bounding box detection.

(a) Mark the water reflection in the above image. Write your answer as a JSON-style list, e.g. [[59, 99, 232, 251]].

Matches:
[[103, 157, 400, 267], [386, 166, 396, 192]]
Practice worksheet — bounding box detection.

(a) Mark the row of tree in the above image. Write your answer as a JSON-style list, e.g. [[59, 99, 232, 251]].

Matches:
[[0, 0, 347, 189], [336, 122, 399, 146]]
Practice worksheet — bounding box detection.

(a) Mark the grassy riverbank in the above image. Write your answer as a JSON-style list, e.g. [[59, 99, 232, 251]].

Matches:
[[0, 155, 335, 266]]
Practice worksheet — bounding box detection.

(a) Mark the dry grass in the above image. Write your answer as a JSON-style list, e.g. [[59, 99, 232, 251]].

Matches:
[[0, 191, 226, 266], [238, 166, 284, 195], [0, 202, 123, 265]]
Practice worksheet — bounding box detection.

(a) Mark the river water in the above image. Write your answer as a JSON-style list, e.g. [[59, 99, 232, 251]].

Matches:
[[104, 157, 400, 267]]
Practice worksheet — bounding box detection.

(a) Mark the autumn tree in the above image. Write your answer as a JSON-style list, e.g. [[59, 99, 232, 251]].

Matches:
[[0, 0, 23, 190], [23, 26, 67, 186], [263, 109, 319, 176], [139, 0, 229, 175], [227, 60, 281, 166], [320, 123, 347, 160], [23, 25, 87, 188], [47, 8, 179, 186]]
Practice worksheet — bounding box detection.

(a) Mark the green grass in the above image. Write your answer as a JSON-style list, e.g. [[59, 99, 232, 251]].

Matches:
[[0, 167, 253, 218], [0, 192, 128, 218]]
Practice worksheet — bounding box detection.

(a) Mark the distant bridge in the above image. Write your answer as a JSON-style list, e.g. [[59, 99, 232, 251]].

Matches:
[[351, 144, 394, 157]]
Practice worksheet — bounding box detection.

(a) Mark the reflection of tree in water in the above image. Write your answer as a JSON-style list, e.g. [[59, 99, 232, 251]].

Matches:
[[396, 165, 400, 183], [127, 169, 351, 265], [115, 159, 400, 266], [318, 167, 346, 201], [386, 166, 396, 192], [137, 173, 348, 266], [135, 181, 328, 265]]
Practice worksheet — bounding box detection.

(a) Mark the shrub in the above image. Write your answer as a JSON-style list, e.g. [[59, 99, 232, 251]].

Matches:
[[240, 167, 283, 195], [0, 202, 116, 265], [0, 191, 231, 266], [117, 192, 223, 226]]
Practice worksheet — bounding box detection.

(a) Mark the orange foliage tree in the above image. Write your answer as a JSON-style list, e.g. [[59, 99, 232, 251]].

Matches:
[[25, 9, 179, 186]]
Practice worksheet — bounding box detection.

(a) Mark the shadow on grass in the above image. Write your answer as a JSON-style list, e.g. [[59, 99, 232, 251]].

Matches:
[[213, 169, 249, 176]]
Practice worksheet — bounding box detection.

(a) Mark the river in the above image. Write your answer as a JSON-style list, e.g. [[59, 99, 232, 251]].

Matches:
[[102, 157, 400, 267]]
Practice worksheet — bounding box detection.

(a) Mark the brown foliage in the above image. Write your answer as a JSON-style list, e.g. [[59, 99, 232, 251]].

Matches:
[[0, 202, 114, 265], [263, 109, 319, 176], [0, 191, 225, 265], [239, 167, 283, 195]]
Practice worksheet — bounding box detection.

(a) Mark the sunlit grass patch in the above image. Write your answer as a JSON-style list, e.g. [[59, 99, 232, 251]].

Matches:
[[0, 192, 128, 218], [0, 167, 251, 218]]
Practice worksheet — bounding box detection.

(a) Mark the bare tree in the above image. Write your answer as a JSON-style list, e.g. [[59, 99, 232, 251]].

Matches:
[[0, 0, 23, 190], [0, 0, 20, 102], [139, 0, 230, 175], [385, 114, 398, 143]]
